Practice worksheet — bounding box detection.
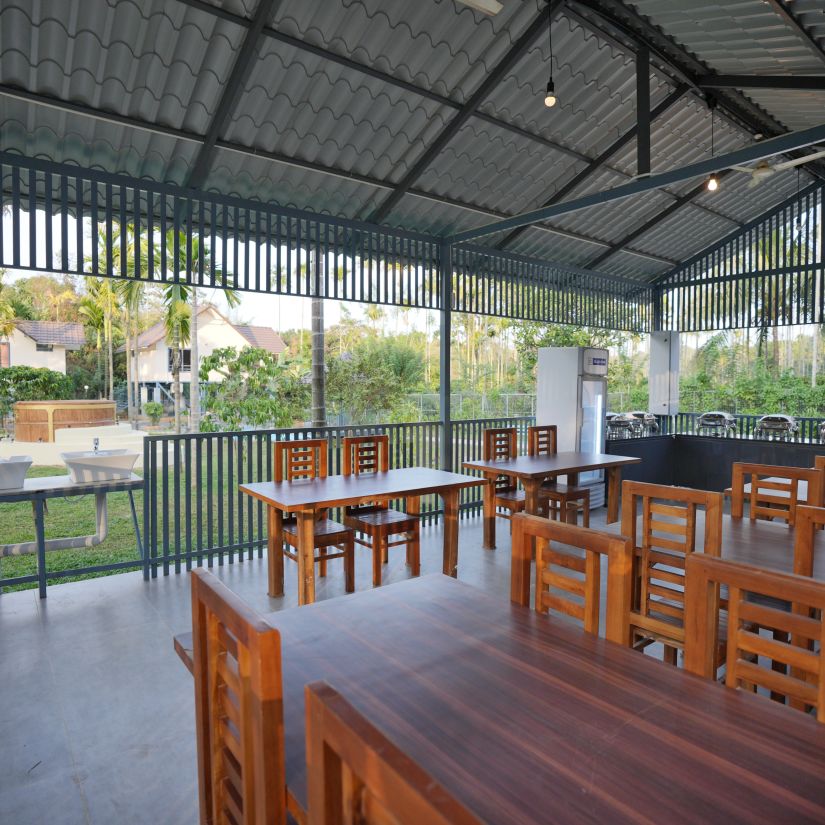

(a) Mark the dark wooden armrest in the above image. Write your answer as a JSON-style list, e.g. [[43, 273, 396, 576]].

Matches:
[[173, 632, 194, 675]]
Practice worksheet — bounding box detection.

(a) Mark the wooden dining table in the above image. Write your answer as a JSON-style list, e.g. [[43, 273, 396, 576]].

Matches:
[[239, 467, 483, 605], [174, 574, 825, 824], [462, 451, 641, 548]]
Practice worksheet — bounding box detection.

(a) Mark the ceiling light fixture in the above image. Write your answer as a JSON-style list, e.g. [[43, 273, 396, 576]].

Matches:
[[706, 101, 719, 193], [455, 0, 503, 15], [544, 9, 556, 107]]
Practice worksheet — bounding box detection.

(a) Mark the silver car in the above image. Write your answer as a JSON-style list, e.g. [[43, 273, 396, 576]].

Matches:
[[754, 414, 799, 441], [696, 411, 736, 436]]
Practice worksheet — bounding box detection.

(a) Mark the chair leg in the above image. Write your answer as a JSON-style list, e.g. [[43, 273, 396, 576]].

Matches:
[[663, 645, 678, 666], [318, 548, 327, 578], [565, 500, 578, 525], [582, 500, 590, 528], [382, 536, 389, 564], [409, 525, 420, 577], [343, 535, 355, 593], [372, 533, 383, 587]]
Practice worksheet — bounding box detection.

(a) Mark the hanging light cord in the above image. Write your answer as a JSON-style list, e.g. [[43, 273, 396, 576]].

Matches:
[[547, 6, 553, 73]]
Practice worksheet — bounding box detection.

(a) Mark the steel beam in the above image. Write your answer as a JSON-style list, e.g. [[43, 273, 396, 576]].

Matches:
[[439, 241, 453, 471], [450, 121, 825, 243], [366, 1, 564, 224], [186, 0, 280, 188], [497, 84, 691, 249], [586, 171, 734, 268], [698, 74, 825, 91], [763, 1, 825, 71], [653, 181, 822, 285], [0, 84, 675, 267], [636, 47, 651, 177], [174, 0, 604, 170]]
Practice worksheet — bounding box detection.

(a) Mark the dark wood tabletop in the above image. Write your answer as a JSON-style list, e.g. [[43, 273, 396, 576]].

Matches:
[[722, 513, 825, 579], [188, 575, 825, 824], [239, 467, 482, 510], [462, 451, 641, 478]]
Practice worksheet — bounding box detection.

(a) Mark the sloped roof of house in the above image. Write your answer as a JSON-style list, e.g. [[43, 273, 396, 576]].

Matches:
[[15, 321, 86, 350], [131, 306, 285, 356]]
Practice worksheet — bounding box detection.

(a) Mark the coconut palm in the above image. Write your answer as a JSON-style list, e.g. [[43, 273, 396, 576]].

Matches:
[[161, 229, 239, 433]]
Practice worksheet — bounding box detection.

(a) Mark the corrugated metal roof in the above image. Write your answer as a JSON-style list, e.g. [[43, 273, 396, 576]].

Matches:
[[0, 0, 822, 287]]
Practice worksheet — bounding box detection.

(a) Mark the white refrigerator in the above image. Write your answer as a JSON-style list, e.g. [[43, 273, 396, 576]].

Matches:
[[535, 347, 608, 507]]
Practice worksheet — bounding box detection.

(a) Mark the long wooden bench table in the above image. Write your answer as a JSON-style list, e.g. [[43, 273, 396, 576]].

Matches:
[[174, 575, 825, 824]]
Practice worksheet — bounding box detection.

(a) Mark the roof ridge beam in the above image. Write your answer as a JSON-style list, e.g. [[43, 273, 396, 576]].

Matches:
[[763, 1, 825, 71]]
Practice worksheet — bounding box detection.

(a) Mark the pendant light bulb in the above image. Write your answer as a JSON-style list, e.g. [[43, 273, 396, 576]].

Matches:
[[544, 77, 557, 108], [706, 173, 719, 192]]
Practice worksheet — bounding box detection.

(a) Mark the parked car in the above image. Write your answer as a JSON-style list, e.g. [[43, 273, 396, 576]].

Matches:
[[629, 411, 659, 435], [606, 412, 643, 439], [820, 421, 825, 444], [696, 411, 736, 436], [754, 414, 799, 441]]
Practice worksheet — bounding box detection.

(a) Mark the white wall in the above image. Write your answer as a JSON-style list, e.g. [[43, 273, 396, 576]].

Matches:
[[136, 308, 259, 384], [7, 329, 68, 373]]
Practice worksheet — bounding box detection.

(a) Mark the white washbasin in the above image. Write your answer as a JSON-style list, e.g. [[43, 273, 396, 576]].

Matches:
[[60, 449, 139, 483], [0, 456, 33, 490]]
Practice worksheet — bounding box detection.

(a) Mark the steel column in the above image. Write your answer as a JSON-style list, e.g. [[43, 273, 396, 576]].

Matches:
[[439, 242, 453, 471]]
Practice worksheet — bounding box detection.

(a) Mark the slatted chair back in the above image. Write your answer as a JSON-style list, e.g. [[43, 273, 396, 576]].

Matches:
[[622, 481, 723, 646], [684, 555, 825, 722], [306, 682, 482, 825], [730, 462, 822, 526], [483, 427, 518, 494], [527, 425, 557, 457], [191, 568, 286, 825], [511, 513, 632, 645], [342, 434, 390, 476], [793, 505, 825, 578], [274, 438, 328, 482]]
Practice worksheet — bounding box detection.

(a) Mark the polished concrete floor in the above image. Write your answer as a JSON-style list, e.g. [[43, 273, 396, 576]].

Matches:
[[0, 511, 616, 825]]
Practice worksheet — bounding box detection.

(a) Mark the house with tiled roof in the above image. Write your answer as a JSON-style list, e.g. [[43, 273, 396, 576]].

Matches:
[[124, 305, 285, 405], [1, 321, 86, 373]]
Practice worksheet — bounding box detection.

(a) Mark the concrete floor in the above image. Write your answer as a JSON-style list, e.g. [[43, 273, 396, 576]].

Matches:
[[0, 511, 616, 825]]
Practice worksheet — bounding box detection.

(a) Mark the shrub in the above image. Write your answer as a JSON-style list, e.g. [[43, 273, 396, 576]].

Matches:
[[0, 366, 73, 420], [143, 401, 164, 425]]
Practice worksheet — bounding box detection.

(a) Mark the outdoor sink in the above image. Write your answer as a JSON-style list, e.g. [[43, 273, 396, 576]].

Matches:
[[0, 456, 33, 491], [60, 449, 139, 483]]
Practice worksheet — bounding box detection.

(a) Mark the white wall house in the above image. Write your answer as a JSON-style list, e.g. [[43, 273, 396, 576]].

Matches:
[[0, 321, 86, 373], [126, 305, 286, 405]]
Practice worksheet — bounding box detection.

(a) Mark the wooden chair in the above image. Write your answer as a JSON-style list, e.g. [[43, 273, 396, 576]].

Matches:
[[190, 568, 291, 825], [341, 435, 420, 587], [305, 681, 482, 825], [511, 512, 632, 645], [273, 439, 354, 593], [730, 462, 823, 526], [795, 505, 825, 577], [482, 427, 525, 524], [527, 424, 590, 526], [621, 480, 724, 665], [684, 555, 825, 722]]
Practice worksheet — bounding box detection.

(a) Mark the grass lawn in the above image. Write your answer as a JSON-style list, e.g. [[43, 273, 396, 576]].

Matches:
[[0, 466, 144, 591]]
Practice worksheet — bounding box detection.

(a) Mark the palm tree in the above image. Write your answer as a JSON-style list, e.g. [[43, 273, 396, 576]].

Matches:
[[79, 277, 119, 400], [0, 271, 15, 340], [78, 291, 105, 396], [161, 229, 239, 432]]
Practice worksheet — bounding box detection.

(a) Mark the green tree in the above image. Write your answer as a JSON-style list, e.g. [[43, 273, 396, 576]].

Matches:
[[199, 346, 308, 431]]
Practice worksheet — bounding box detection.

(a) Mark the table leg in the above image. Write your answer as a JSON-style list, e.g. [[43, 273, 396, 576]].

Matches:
[[482, 473, 496, 549], [523, 478, 541, 514], [296, 508, 316, 605], [267, 505, 284, 597], [442, 488, 460, 577], [606, 467, 621, 524], [34, 498, 47, 599], [406, 495, 421, 575]]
